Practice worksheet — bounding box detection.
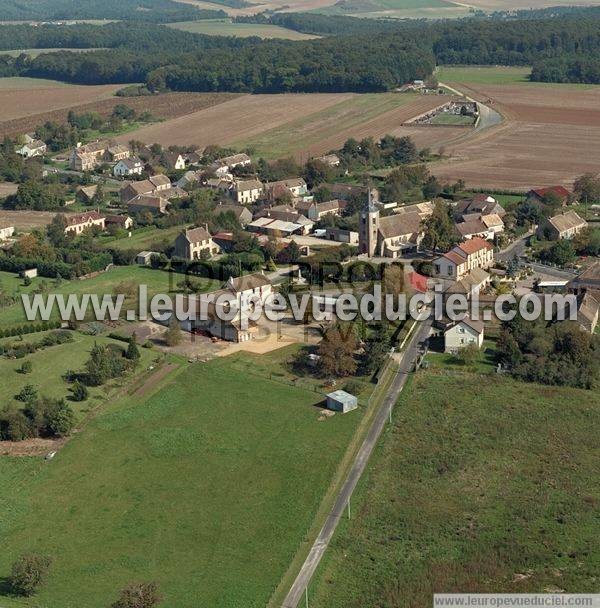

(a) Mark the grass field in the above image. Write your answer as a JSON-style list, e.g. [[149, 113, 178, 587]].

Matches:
[[168, 19, 318, 38], [310, 355, 600, 606], [0, 355, 361, 607], [101, 225, 188, 252], [429, 112, 475, 125], [315, 0, 469, 17], [0, 331, 156, 422], [438, 65, 533, 85], [0, 266, 216, 328], [233, 92, 431, 159]]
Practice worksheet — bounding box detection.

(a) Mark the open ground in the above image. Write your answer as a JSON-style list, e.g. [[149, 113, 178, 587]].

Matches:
[[431, 66, 600, 190], [0, 352, 362, 608], [115, 92, 465, 160], [168, 18, 318, 38], [310, 352, 600, 607], [0, 81, 239, 138]]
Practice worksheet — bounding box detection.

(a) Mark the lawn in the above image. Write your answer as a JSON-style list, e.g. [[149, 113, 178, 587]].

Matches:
[[0, 330, 157, 422], [234, 93, 421, 160], [0, 355, 361, 607], [429, 112, 475, 125], [167, 19, 317, 39], [0, 266, 217, 328], [310, 361, 600, 607], [101, 225, 186, 252]]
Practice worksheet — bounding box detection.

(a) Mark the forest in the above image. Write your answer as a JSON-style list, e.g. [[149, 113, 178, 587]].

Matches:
[[2, 11, 600, 89], [0, 0, 225, 22]]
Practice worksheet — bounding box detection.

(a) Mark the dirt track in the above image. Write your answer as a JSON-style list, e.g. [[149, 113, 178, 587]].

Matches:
[[430, 82, 600, 190]]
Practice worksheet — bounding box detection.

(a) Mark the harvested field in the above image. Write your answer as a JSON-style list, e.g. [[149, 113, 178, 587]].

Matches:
[[430, 79, 600, 190], [0, 77, 124, 122], [174, 0, 340, 16], [168, 19, 318, 38], [0, 90, 239, 138], [116, 92, 464, 160], [0, 209, 59, 230]]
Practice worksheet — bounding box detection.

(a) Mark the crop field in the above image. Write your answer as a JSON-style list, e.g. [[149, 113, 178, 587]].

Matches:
[[116, 92, 464, 160], [0, 88, 239, 138], [431, 67, 600, 190], [310, 358, 600, 607], [0, 356, 361, 608], [168, 18, 318, 38], [438, 65, 533, 86], [0, 77, 125, 122]]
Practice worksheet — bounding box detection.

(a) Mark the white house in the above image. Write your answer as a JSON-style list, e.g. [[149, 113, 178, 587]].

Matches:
[[210, 153, 251, 176], [173, 226, 220, 260], [444, 317, 484, 353], [113, 157, 144, 177], [16, 139, 46, 158], [434, 237, 494, 281], [0, 224, 15, 240], [232, 179, 263, 204], [64, 211, 106, 235]]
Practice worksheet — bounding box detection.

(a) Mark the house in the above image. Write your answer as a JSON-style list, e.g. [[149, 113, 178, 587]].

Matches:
[[443, 267, 491, 299], [113, 157, 144, 177], [127, 194, 170, 215], [213, 203, 253, 227], [136, 251, 159, 266], [568, 261, 600, 295], [323, 227, 359, 245], [297, 199, 346, 221], [536, 210, 587, 240], [15, 139, 46, 158], [64, 211, 106, 235], [326, 390, 358, 413], [0, 224, 15, 240], [264, 178, 308, 201], [162, 151, 186, 171], [444, 316, 484, 353], [576, 291, 599, 334], [184, 150, 204, 166], [106, 144, 130, 163], [232, 179, 263, 204], [455, 213, 504, 241], [210, 153, 251, 176], [173, 226, 220, 260], [314, 154, 340, 167], [70, 141, 108, 171], [120, 174, 175, 203], [527, 186, 571, 207], [104, 214, 133, 230], [180, 272, 272, 342], [453, 194, 506, 220], [75, 185, 98, 204], [177, 170, 203, 189], [359, 196, 432, 258], [434, 237, 494, 281]]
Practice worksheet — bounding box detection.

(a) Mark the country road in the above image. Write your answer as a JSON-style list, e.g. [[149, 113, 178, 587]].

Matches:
[[282, 316, 432, 608]]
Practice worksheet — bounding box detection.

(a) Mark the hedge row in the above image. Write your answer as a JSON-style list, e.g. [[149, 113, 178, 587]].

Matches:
[[0, 320, 61, 339]]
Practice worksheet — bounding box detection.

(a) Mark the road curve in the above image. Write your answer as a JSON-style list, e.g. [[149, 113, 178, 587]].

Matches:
[[282, 317, 432, 608]]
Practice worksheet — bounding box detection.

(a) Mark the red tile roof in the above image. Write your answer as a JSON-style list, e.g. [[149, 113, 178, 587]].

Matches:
[[529, 186, 570, 200], [458, 236, 493, 255]]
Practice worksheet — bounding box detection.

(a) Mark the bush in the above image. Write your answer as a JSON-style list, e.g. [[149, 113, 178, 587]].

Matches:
[[111, 581, 162, 608], [9, 553, 52, 597], [71, 381, 89, 402], [19, 360, 32, 374]]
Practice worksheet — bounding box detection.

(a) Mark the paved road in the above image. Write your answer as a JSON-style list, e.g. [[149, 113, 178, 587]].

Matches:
[[528, 262, 578, 280], [281, 316, 432, 608], [496, 231, 533, 264]]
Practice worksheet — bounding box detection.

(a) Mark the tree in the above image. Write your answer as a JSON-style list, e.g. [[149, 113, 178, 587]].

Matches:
[[9, 553, 51, 596], [15, 383, 37, 404], [318, 324, 357, 378], [126, 333, 141, 362], [47, 213, 68, 247], [454, 343, 480, 366], [163, 317, 182, 347], [71, 381, 89, 402], [541, 240, 576, 266], [573, 173, 600, 203], [43, 398, 75, 437], [111, 581, 162, 608], [19, 360, 32, 374], [421, 200, 457, 253]]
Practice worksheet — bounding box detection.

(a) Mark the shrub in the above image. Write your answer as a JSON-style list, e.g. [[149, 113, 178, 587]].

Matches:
[[71, 381, 89, 402], [19, 360, 32, 374], [111, 581, 162, 608], [9, 553, 52, 596]]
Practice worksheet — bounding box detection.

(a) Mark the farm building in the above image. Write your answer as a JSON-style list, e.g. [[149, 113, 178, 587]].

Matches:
[[136, 251, 159, 265], [323, 227, 359, 245], [536, 210, 587, 241], [526, 186, 571, 207], [64, 211, 106, 235], [326, 390, 358, 414]]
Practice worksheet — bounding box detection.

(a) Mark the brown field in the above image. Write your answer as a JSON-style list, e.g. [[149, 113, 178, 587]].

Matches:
[[115, 92, 464, 159], [0, 90, 240, 138], [174, 0, 339, 16], [0, 209, 60, 230], [0, 182, 18, 198], [0, 78, 125, 122], [430, 82, 600, 190]]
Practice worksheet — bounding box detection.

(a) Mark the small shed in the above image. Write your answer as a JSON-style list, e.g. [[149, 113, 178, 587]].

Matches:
[[136, 251, 158, 266], [21, 268, 38, 279], [326, 390, 358, 414]]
